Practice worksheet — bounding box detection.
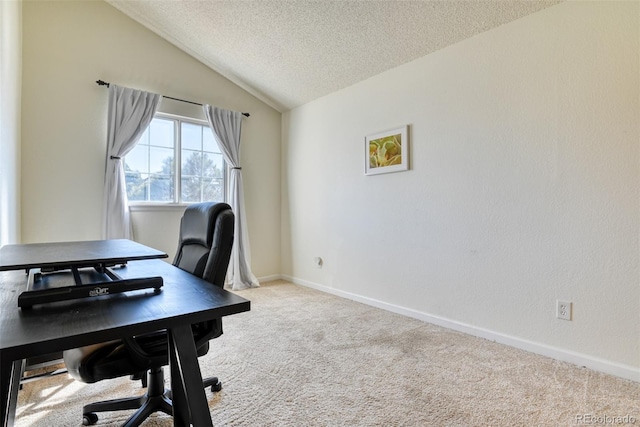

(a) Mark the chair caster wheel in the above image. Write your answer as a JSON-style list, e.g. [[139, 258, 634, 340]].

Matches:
[[211, 381, 222, 392], [83, 413, 98, 425]]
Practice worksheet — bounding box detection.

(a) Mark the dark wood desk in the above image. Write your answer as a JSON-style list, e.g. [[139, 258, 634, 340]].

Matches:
[[0, 242, 250, 427]]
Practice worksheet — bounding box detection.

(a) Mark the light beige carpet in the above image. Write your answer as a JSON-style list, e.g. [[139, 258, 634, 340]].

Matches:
[[16, 280, 639, 426]]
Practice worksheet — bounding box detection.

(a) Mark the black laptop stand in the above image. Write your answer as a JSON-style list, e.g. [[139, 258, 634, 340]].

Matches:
[[18, 264, 164, 308], [0, 239, 168, 309]]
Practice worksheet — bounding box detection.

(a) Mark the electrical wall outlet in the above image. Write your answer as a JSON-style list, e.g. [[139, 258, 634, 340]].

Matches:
[[556, 300, 572, 321]]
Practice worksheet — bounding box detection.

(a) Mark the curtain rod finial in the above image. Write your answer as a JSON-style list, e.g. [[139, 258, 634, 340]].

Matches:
[[96, 80, 110, 87]]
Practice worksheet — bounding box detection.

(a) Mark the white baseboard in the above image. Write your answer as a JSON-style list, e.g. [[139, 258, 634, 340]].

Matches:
[[278, 274, 639, 383], [256, 274, 283, 283]]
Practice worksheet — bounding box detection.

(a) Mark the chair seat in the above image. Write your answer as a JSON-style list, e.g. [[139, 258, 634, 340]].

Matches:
[[64, 328, 215, 384]]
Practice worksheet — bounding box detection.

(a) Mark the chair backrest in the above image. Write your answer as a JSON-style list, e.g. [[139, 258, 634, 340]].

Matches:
[[173, 202, 234, 288]]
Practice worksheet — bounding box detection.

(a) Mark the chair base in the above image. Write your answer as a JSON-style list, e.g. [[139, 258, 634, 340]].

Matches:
[[81, 367, 221, 427]]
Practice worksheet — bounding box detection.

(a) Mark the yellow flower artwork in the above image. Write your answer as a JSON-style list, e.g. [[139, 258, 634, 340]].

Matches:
[[369, 133, 402, 169]]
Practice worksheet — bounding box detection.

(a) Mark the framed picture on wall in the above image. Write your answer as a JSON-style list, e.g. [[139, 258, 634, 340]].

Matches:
[[365, 125, 409, 175]]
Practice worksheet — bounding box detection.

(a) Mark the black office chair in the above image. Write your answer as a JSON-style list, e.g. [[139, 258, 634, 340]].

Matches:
[[63, 202, 234, 426]]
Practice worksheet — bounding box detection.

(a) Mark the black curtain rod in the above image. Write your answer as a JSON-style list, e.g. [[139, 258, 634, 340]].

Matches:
[[96, 80, 250, 117]]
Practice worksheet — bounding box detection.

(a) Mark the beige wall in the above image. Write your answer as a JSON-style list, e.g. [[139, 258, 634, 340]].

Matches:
[[283, 1, 639, 379], [21, 0, 281, 277]]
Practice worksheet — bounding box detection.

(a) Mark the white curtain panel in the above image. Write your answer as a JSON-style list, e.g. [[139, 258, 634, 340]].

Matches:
[[0, 0, 21, 246], [203, 105, 260, 290], [103, 85, 162, 239]]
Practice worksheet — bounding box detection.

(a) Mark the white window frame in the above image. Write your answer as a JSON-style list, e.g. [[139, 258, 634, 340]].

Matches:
[[126, 112, 226, 210]]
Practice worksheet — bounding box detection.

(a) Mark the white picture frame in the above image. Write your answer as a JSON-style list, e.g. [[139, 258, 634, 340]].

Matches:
[[365, 125, 409, 176]]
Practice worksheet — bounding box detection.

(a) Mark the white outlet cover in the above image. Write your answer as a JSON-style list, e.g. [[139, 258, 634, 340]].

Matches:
[[557, 300, 572, 320]]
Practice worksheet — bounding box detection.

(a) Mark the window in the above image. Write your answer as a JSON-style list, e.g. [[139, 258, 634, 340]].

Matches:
[[124, 115, 225, 204]]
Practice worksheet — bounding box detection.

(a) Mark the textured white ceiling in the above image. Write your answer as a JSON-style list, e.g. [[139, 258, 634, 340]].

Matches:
[[107, 0, 562, 112]]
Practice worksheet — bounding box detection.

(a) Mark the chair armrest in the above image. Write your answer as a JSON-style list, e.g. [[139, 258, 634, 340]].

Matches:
[[122, 320, 222, 369], [122, 331, 168, 368]]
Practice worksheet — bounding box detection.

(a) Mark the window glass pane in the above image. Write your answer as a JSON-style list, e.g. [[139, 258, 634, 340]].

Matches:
[[181, 147, 202, 202], [203, 177, 224, 202], [150, 147, 174, 175], [149, 174, 173, 202], [125, 145, 149, 174], [203, 152, 224, 178], [203, 128, 217, 153], [181, 149, 202, 176], [149, 118, 174, 148], [181, 122, 202, 151], [126, 172, 148, 201], [181, 176, 202, 203]]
